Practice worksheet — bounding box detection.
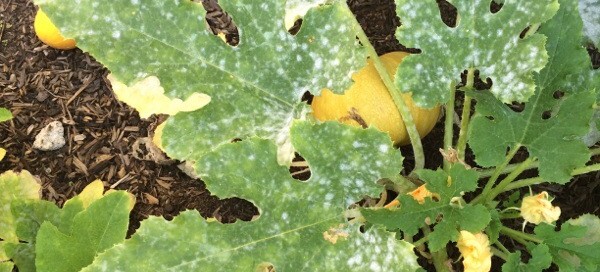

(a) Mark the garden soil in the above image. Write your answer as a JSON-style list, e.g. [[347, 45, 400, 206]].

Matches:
[[1, 0, 599, 271]]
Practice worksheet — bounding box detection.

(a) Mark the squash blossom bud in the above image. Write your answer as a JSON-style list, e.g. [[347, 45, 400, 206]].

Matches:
[[457, 231, 492, 272], [520, 191, 561, 225], [408, 184, 438, 204]]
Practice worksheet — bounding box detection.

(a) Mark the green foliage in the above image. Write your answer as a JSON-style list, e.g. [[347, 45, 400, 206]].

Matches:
[[362, 165, 490, 251], [535, 214, 600, 271], [469, 0, 595, 183], [84, 123, 419, 271], [36, 0, 367, 166], [502, 244, 552, 272], [0, 108, 11, 122], [0, 176, 132, 272], [393, 0, 558, 107]]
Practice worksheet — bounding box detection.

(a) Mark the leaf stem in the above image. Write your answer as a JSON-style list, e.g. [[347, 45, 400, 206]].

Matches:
[[421, 226, 451, 272], [502, 162, 600, 192], [346, 3, 425, 174], [486, 158, 534, 202], [490, 246, 508, 261], [456, 68, 475, 161], [443, 82, 457, 171], [500, 226, 542, 244], [494, 241, 511, 256], [478, 147, 600, 179], [456, 95, 472, 162], [472, 144, 522, 204]]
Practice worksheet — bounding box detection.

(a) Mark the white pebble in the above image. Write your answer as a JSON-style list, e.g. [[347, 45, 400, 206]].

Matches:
[[33, 121, 66, 151]]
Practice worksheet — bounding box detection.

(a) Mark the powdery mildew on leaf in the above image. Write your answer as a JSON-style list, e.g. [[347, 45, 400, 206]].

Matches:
[[362, 165, 491, 251], [108, 75, 210, 119], [579, 0, 600, 46], [393, 0, 559, 107], [36, 0, 366, 166], [469, 0, 595, 183], [83, 122, 419, 271]]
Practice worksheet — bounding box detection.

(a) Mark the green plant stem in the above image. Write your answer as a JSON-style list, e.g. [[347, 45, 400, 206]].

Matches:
[[503, 162, 600, 191], [420, 226, 450, 272], [486, 158, 534, 202], [456, 95, 472, 162], [494, 241, 511, 256], [456, 68, 475, 161], [477, 160, 539, 179], [413, 235, 428, 247], [443, 83, 457, 171], [499, 212, 522, 219], [490, 247, 508, 261], [472, 144, 522, 204], [347, 3, 425, 173], [478, 147, 600, 178], [500, 226, 542, 244]]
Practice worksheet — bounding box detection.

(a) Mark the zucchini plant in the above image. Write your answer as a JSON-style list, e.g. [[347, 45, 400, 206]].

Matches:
[[2, 0, 599, 271]]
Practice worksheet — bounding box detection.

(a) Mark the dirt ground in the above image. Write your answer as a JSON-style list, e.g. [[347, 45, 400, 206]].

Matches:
[[1, 0, 598, 271]]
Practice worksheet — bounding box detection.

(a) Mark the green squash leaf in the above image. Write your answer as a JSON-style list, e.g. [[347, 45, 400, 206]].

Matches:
[[362, 165, 490, 251], [0, 171, 40, 244], [36, 0, 367, 166], [535, 214, 600, 272], [393, 0, 559, 107], [35, 192, 131, 272], [84, 122, 420, 271], [502, 244, 552, 272], [469, 0, 595, 183]]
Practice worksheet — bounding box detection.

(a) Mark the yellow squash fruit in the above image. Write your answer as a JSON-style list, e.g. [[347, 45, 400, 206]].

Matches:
[[311, 51, 440, 145], [34, 9, 77, 50]]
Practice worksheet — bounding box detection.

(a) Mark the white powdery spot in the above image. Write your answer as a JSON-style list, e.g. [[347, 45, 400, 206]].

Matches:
[[378, 144, 389, 153], [579, 0, 600, 45], [284, 0, 326, 30]]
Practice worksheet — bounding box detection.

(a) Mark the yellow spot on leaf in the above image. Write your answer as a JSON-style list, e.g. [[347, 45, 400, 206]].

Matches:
[[0, 148, 5, 161], [323, 224, 349, 244], [77, 180, 105, 209], [108, 74, 211, 118], [153, 122, 166, 151]]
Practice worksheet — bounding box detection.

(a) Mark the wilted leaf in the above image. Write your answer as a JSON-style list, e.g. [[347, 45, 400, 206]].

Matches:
[[393, 0, 558, 107], [469, 0, 595, 183]]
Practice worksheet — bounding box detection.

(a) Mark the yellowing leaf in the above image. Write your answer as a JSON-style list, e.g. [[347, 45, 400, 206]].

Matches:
[[0, 171, 40, 243], [76, 180, 105, 209], [108, 74, 211, 118], [0, 149, 6, 161], [152, 122, 165, 151]]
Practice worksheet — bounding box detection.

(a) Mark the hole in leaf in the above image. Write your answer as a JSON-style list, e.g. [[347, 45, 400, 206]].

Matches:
[[287, 19, 302, 35], [289, 153, 311, 181], [490, 0, 503, 13], [519, 26, 532, 39], [553, 90, 565, 99], [230, 138, 242, 143], [485, 116, 495, 121], [202, 0, 240, 46], [436, 0, 458, 28], [587, 44, 600, 69], [541, 110, 552, 120], [209, 197, 260, 223], [458, 69, 493, 90], [301, 90, 314, 104], [508, 101, 525, 113]]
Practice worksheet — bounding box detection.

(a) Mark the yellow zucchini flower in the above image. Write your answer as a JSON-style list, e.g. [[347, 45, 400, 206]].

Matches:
[[457, 231, 492, 272]]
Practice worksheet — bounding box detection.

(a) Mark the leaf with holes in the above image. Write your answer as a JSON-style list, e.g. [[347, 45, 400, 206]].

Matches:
[[36, 0, 367, 166], [535, 214, 600, 271], [82, 122, 419, 271], [361, 165, 491, 252], [393, 0, 558, 107], [469, 0, 595, 183]]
